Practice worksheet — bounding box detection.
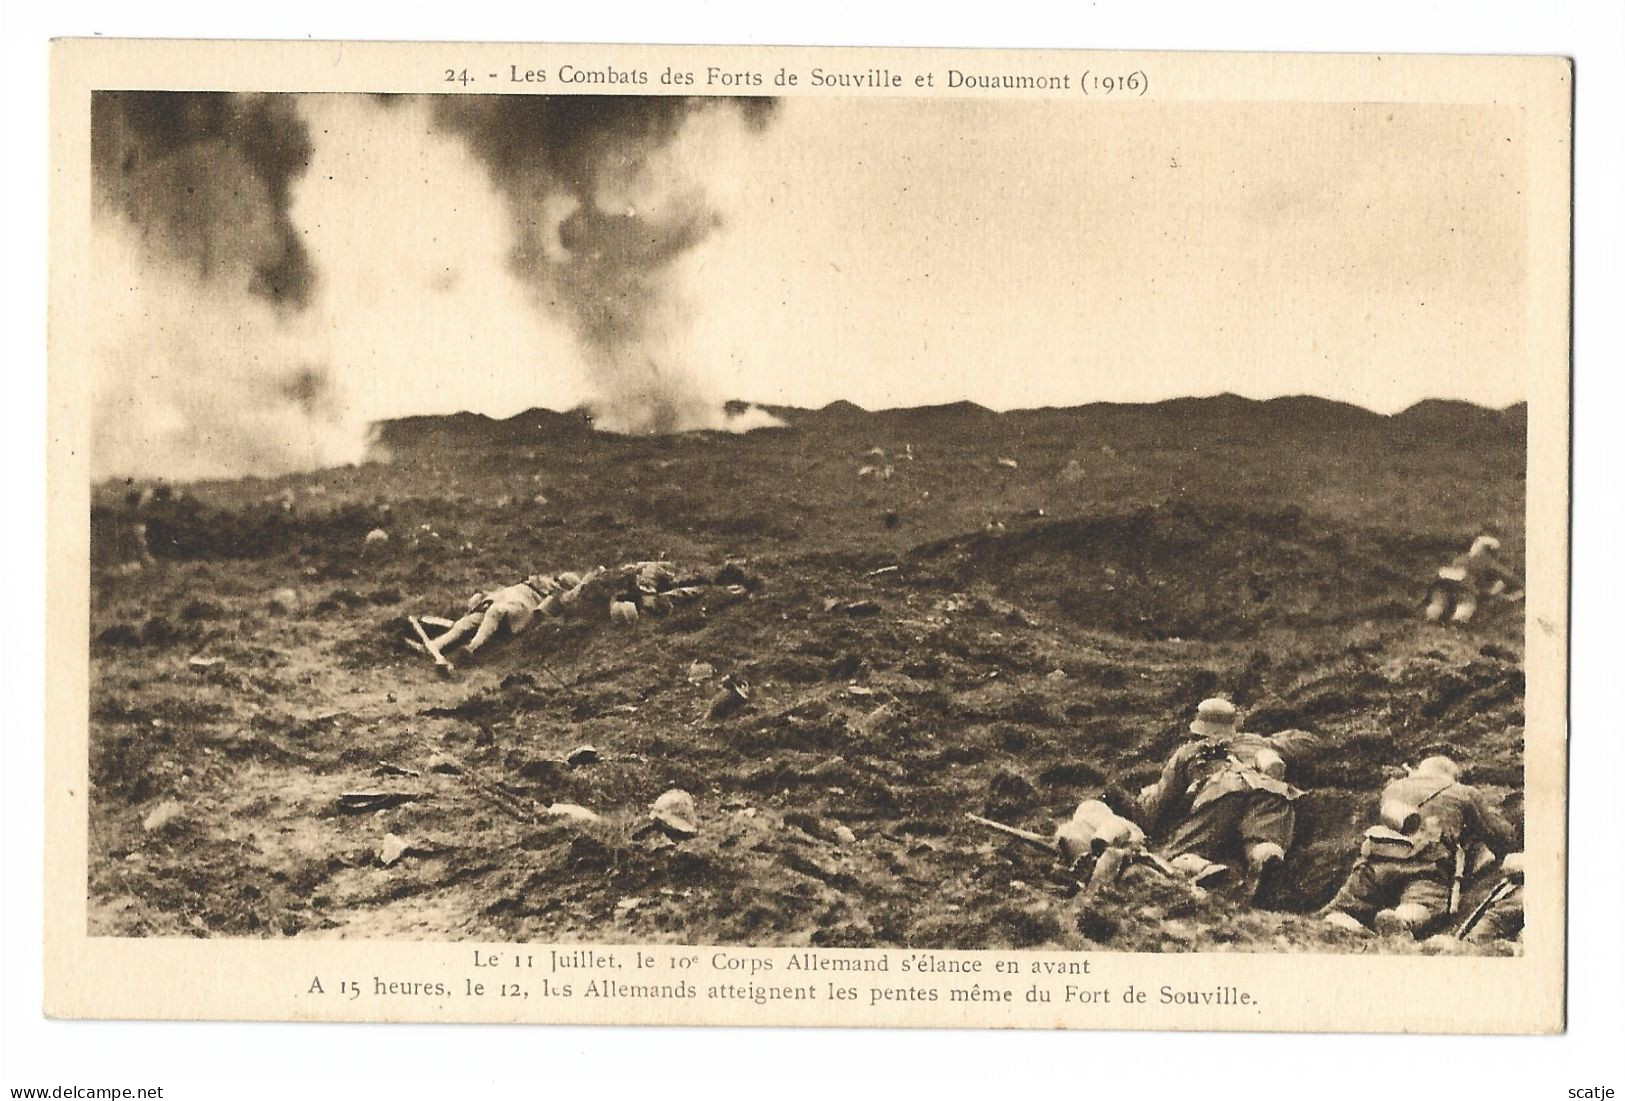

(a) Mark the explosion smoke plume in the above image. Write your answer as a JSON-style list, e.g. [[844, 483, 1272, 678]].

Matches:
[[83, 91, 782, 480], [433, 95, 781, 433], [86, 92, 366, 480]]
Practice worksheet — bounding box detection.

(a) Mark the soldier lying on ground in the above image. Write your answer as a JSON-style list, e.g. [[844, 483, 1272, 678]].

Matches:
[[1321, 755, 1518, 939], [413, 561, 744, 663], [1424, 534, 1523, 624], [1053, 798, 1161, 901], [421, 568, 608, 661], [1137, 698, 1321, 903]]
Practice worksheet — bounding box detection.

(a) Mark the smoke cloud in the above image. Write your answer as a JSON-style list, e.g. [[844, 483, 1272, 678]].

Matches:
[[432, 95, 781, 433], [86, 92, 367, 480], [85, 91, 784, 480]]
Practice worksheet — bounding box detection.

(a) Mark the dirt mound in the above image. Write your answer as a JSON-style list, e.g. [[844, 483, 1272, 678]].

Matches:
[[84, 396, 1527, 951], [913, 503, 1427, 640]]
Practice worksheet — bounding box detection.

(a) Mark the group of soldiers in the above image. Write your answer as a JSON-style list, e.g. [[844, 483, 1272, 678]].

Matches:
[[409, 533, 1526, 947], [1024, 695, 1523, 946], [409, 560, 743, 668], [977, 534, 1526, 946]]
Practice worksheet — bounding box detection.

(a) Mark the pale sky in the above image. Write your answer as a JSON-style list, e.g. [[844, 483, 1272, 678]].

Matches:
[[293, 95, 1530, 421]]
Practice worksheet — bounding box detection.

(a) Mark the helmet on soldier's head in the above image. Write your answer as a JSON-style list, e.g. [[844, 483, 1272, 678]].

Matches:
[[1413, 755, 1461, 782], [1190, 698, 1238, 738]]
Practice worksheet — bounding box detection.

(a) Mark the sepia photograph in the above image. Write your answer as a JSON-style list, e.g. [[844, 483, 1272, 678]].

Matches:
[[80, 84, 1539, 954], [40, 39, 1575, 1036]]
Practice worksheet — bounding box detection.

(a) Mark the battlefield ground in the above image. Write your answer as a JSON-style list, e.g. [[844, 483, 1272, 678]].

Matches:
[[86, 395, 1528, 953]]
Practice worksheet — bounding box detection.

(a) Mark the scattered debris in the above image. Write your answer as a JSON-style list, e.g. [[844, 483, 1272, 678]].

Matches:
[[645, 789, 700, 840], [707, 674, 752, 720], [141, 800, 184, 833], [564, 745, 600, 768], [687, 660, 716, 683], [339, 791, 420, 814], [364, 528, 390, 546], [545, 803, 601, 825], [865, 565, 900, 578], [377, 833, 410, 867], [833, 824, 858, 845], [996, 457, 1020, 469], [615, 897, 643, 914], [610, 599, 639, 623], [843, 599, 882, 617], [421, 741, 537, 823], [373, 762, 422, 779], [267, 587, 301, 614], [186, 656, 227, 676]]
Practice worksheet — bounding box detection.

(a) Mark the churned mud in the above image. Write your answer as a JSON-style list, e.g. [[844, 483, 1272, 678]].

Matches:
[[86, 396, 1528, 952]]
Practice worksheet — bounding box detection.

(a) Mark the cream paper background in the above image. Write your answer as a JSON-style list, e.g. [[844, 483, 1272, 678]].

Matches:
[[45, 38, 1571, 1033]]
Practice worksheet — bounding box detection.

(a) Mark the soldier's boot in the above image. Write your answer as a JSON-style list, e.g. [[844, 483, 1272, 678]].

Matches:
[[1322, 910, 1370, 935], [1168, 852, 1229, 888], [1242, 842, 1285, 904], [1373, 903, 1431, 939], [1424, 591, 1448, 621], [1450, 596, 1478, 624]]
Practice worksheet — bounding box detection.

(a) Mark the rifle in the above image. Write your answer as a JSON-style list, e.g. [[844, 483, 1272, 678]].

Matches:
[[966, 813, 1054, 853], [1456, 876, 1517, 940], [407, 615, 455, 672], [965, 813, 1176, 879], [1448, 845, 1468, 915]]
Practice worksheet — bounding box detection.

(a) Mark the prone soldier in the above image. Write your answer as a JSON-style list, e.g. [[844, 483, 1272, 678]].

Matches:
[[1322, 755, 1518, 938], [1138, 698, 1320, 902], [1424, 534, 1522, 624]]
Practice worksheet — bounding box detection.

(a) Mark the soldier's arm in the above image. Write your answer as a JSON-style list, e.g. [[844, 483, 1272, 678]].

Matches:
[[1468, 788, 1519, 856], [1488, 556, 1524, 587], [1140, 745, 1196, 833], [1081, 846, 1129, 901]]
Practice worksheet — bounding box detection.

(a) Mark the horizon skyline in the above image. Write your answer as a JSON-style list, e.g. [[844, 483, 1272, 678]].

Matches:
[[87, 91, 1533, 477]]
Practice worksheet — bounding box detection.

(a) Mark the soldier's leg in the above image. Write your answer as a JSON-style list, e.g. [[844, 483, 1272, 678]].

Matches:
[[463, 606, 509, 655], [1322, 860, 1391, 931], [1463, 884, 1524, 945], [1374, 875, 1450, 938], [429, 611, 483, 656], [1081, 847, 1130, 901], [1451, 591, 1479, 623], [1237, 795, 1295, 903], [1424, 583, 1451, 622], [1162, 794, 1242, 864]]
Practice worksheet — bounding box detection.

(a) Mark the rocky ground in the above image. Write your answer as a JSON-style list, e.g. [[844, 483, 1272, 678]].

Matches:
[[86, 395, 1528, 952]]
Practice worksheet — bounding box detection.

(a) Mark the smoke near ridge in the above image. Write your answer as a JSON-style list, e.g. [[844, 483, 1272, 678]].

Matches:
[[432, 95, 782, 433], [84, 91, 785, 480]]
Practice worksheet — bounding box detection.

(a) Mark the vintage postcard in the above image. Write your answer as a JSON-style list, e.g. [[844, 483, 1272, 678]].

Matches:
[[46, 39, 1570, 1031]]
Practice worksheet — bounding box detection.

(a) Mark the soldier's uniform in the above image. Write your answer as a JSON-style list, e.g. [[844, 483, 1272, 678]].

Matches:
[[1053, 799, 1149, 896], [1324, 758, 1517, 937], [1462, 882, 1524, 945], [430, 577, 553, 658], [1139, 699, 1318, 899], [1425, 536, 1521, 623]]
